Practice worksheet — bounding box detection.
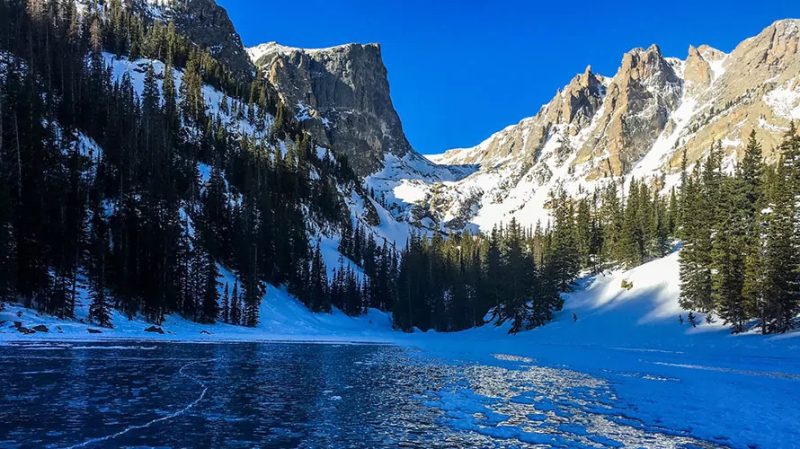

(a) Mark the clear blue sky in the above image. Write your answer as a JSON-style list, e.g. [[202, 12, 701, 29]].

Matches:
[[219, 0, 796, 154]]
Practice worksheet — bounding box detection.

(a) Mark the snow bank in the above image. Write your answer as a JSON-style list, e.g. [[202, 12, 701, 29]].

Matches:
[[0, 279, 396, 344]]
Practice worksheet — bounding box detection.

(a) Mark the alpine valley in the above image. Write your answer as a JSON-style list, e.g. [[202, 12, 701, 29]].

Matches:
[[1, 1, 800, 448]]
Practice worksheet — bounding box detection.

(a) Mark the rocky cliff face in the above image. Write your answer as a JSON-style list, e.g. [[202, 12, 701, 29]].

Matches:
[[128, 0, 254, 80], [247, 42, 413, 176], [575, 45, 683, 179], [410, 19, 800, 232]]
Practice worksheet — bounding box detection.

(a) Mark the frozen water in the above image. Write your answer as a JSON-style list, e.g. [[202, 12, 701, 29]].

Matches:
[[1, 342, 732, 448]]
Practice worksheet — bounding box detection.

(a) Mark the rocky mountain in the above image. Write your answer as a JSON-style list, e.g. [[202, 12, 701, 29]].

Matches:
[[247, 42, 414, 176], [75, 0, 255, 80], [143, 0, 254, 79], [402, 19, 800, 231], [64, 1, 800, 236]]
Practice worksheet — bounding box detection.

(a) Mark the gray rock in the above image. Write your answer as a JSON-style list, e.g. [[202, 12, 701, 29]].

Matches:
[[250, 43, 412, 176], [16, 325, 35, 335], [109, 0, 255, 82]]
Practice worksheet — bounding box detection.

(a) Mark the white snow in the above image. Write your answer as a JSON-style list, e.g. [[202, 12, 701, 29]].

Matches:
[[414, 250, 800, 449], [246, 42, 375, 64], [631, 97, 697, 180], [764, 82, 800, 120]]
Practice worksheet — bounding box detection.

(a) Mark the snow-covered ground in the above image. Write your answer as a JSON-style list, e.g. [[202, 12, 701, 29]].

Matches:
[[3, 251, 799, 448], [418, 253, 800, 448]]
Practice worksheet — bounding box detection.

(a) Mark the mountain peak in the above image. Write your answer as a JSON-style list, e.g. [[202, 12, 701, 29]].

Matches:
[[247, 41, 380, 66], [767, 18, 800, 32], [250, 39, 410, 175]]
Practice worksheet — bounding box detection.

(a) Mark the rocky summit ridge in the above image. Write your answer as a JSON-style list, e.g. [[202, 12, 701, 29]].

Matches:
[[412, 19, 800, 232], [247, 41, 413, 176], [91, 2, 800, 235]]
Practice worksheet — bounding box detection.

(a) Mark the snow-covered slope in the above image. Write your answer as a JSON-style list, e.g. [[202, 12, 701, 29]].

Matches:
[[416, 250, 800, 449]]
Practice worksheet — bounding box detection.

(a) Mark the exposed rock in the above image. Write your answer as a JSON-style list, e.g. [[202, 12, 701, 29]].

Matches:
[[684, 45, 712, 94], [418, 19, 800, 232], [87, 328, 103, 334], [144, 325, 165, 334], [248, 42, 412, 176], [200, 330, 211, 335], [32, 324, 48, 333], [15, 324, 35, 334], [129, 0, 254, 81], [576, 44, 683, 178]]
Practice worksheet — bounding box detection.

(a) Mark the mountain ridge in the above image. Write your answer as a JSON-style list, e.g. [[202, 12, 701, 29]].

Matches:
[[391, 18, 800, 232]]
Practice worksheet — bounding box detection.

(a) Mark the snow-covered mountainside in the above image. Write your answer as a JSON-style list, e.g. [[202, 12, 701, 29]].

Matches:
[[378, 19, 800, 231]]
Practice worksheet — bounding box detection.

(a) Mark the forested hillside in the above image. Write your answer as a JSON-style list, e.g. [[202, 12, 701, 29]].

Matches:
[[1, 0, 798, 338], [0, 0, 364, 328], [0, 0, 572, 334]]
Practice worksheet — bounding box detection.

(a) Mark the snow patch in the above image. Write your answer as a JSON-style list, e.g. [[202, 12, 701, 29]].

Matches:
[[763, 82, 800, 120]]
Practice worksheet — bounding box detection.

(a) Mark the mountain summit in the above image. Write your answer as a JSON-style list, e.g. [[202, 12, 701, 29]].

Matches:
[[248, 41, 413, 176], [399, 19, 800, 231]]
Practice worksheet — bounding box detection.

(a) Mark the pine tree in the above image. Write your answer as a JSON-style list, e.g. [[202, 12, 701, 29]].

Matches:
[[309, 242, 330, 312], [761, 131, 800, 333], [87, 195, 112, 328], [180, 50, 206, 125], [481, 226, 505, 317], [221, 282, 230, 323], [230, 280, 241, 325], [199, 251, 220, 324], [711, 178, 747, 332], [619, 179, 644, 266], [548, 190, 580, 291], [500, 219, 537, 333]]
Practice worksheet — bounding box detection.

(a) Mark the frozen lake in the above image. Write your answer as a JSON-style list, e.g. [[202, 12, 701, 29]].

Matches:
[[1, 341, 735, 448]]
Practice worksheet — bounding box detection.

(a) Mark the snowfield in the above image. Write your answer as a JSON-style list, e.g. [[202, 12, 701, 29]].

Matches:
[[3, 250, 799, 448]]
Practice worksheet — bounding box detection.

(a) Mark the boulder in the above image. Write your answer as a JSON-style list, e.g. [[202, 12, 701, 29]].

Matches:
[[144, 325, 165, 334]]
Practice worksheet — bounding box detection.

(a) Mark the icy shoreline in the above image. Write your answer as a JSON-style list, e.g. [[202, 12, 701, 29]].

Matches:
[[4, 251, 800, 449]]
